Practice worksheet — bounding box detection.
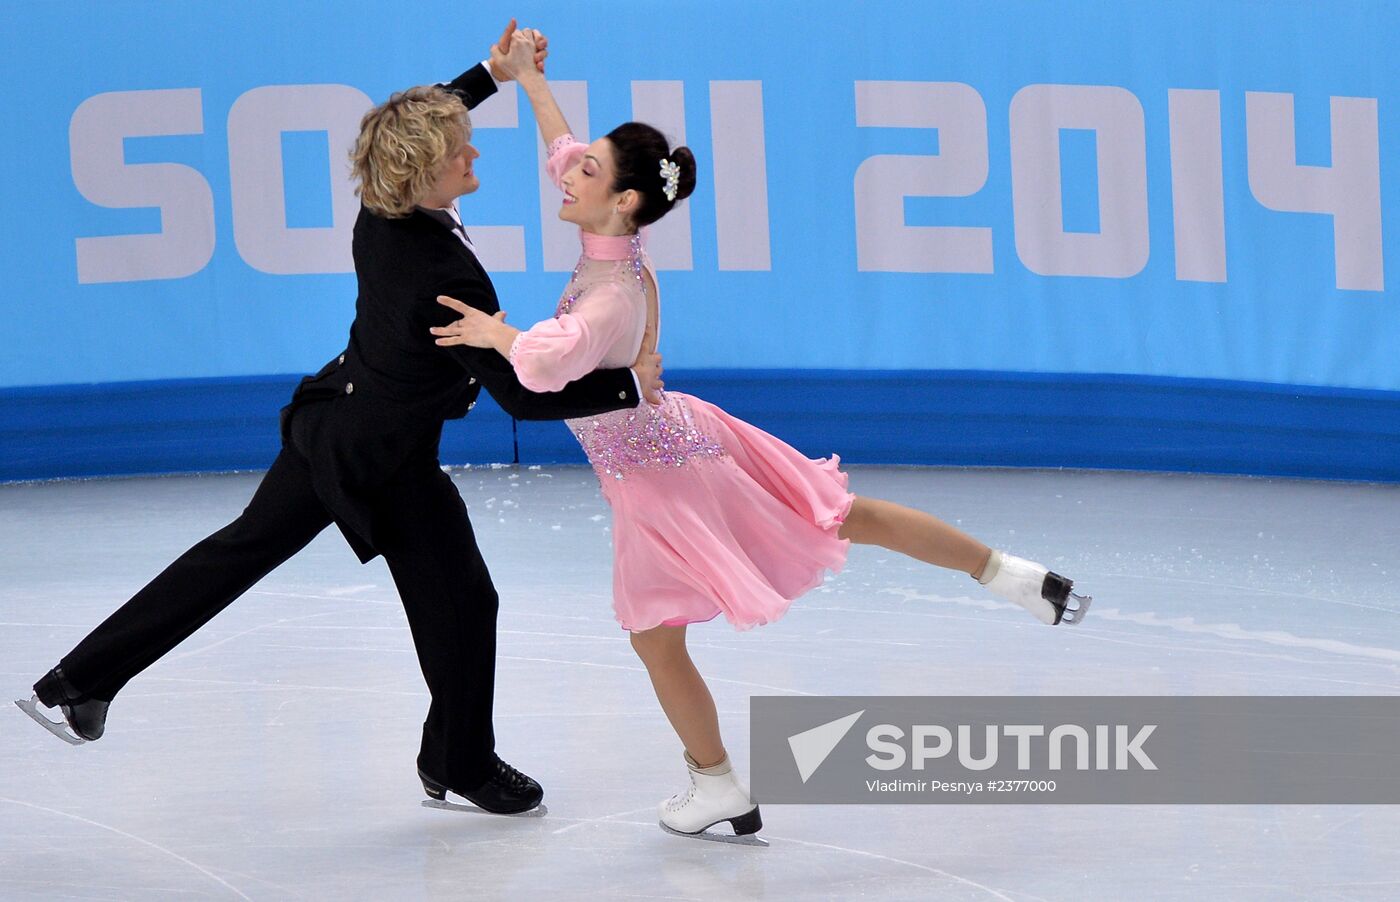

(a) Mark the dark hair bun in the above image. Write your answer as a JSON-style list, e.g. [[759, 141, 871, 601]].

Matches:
[[604, 122, 699, 227], [667, 146, 697, 202]]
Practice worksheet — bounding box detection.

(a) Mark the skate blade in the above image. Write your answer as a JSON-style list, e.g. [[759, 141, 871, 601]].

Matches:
[[1059, 592, 1093, 626], [14, 696, 86, 745], [421, 798, 549, 818], [659, 822, 769, 847]]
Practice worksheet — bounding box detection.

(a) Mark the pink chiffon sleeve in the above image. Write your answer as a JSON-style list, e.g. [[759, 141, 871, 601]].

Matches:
[[508, 282, 637, 393], [545, 134, 588, 191]]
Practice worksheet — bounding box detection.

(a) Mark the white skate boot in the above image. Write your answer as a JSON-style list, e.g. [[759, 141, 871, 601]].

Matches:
[[659, 753, 766, 846], [979, 550, 1091, 625]]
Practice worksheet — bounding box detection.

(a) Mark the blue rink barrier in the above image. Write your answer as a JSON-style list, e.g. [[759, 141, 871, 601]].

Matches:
[[2, 371, 1397, 484]]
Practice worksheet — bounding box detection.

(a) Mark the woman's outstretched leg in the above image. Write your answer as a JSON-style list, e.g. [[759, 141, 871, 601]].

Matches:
[[837, 495, 1090, 625], [837, 495, 992, 576], [630, 625, 762, 837]]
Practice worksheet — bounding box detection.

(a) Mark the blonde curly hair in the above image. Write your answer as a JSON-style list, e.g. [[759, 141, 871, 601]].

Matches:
[[350, 85, 470, 218]]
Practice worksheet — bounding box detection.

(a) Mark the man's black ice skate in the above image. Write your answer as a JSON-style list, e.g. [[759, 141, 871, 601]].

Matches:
[[15, 667, 109, 745], [979, 550, 1093, 625], [419, 756, 545, 816]]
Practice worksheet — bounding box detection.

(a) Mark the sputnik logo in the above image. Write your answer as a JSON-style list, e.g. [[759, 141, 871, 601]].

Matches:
[[787, 710, 865, 783]]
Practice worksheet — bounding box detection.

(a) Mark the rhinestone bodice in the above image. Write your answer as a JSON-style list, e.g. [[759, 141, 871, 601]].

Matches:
[[570, 392, 728, 481], [560, 234, 728, 480]]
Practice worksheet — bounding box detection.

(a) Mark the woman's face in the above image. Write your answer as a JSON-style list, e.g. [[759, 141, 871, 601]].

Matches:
[[559, 138, 628, 233]]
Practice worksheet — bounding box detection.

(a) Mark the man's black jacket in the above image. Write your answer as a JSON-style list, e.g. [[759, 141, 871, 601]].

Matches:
[[282, 64, 639, 562]]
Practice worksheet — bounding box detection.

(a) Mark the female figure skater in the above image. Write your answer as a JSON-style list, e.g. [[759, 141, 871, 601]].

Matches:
[[433, 31, 1090, 840]]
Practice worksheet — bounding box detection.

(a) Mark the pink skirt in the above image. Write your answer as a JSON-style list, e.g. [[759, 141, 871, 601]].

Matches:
[[600, 392, 855, 632]]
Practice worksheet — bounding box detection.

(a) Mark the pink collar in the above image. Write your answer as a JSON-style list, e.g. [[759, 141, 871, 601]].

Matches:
[[580, 229, 643, 261]]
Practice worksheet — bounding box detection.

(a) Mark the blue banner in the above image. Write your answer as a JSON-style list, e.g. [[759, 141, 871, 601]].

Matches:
[[2, 0, 1398, 484], [2, 0, 1395, 392]]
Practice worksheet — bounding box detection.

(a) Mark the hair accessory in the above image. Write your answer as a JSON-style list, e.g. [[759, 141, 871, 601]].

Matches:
[[658, 158, 680, 202]]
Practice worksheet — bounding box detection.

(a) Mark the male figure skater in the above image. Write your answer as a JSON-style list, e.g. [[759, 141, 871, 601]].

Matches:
[[18, 22, 660, 816]]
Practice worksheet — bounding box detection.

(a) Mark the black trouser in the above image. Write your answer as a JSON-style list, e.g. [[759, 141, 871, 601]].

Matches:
[[50, 434, 501, 789]]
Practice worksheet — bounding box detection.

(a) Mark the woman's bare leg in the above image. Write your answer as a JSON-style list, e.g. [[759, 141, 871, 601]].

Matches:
[[838, 495, 994, 578], [629, 625, 726, 767], [840, 495, 1090, 624]]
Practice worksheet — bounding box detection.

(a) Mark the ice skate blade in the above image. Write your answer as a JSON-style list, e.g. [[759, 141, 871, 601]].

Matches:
[[660, 822, 769, 847], [421, 798, 549, 818], [1059, 592, 1093, 626], [14, 696, 86, 745]]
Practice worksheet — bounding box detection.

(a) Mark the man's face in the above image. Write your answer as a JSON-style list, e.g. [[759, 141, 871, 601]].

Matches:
[[432, 137, 481, 201], [439, 137, 478, 197]]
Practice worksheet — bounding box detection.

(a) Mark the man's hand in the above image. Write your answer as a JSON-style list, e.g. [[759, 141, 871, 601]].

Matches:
[[489, 19, 548, 80], [631, 350, 664, 406]]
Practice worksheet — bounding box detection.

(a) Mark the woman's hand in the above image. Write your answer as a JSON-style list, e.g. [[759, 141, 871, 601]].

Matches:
[[491, 28, 545, 84], [631, 349, 664, 406], [431, 296, 520, 356], [489, 20, 548, 80]]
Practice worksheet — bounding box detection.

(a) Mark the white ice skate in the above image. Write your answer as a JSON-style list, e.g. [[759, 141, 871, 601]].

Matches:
[[659, 753, 768, 847], [980, 550, 1092, 625]]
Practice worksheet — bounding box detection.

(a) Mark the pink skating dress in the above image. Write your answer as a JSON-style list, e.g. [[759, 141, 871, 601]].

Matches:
[[507, 135, 854, 632]]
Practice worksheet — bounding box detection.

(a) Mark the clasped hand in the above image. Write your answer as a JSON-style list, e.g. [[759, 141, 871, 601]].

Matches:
[[489, 19, 548, 81]]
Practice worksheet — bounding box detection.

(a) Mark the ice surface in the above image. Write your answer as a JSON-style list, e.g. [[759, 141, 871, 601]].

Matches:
[[2, 466, 1398, 900]]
